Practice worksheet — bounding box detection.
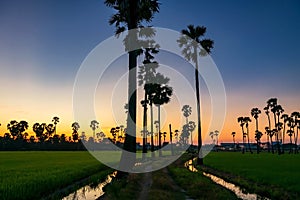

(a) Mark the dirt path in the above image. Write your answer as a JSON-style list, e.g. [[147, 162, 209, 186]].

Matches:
[[137, 167, 194, 200], [138, 172, 153, 200]]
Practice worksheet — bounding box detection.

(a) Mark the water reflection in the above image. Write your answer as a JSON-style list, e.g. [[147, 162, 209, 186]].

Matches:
[[185, 160, 270, 200], [62, 171, 117, 200]]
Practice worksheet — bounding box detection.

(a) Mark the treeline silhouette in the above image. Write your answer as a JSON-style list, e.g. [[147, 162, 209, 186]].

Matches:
[[236, 97, 299, 154], [0, 117, 113, 151]]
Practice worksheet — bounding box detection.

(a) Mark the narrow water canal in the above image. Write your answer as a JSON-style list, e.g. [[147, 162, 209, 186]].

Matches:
[[62, 171, 117, 200], [184, 159, 270, 200]]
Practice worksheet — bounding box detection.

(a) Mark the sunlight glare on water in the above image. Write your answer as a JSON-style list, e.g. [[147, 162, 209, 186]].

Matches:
[[62, 171, 117, 200]]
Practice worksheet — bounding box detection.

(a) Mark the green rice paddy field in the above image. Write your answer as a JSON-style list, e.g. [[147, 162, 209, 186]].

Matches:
[[0, 151, 109, 200], [1, 151, 300, 200], [204, 152, 300, 198]]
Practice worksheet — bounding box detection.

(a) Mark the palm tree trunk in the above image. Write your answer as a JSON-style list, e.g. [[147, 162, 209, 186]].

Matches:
[[256, 118, 258, 131], [233, 136, 235, 151], [119, 0, 138, 174], [270, 136, 274, 154], [289, 134, 292, 154], [295, 128, 298, 154], [169, 124, 174, 156], [267, 114, 271, 153], [241, 126, 245, 154], [142, 92, 148, 159], [150, 102, 155, 156], [282, 122, 286, 153], [194, 49, 203, 165], [158, 105, 162, 157], [247, 126, 252, 154]]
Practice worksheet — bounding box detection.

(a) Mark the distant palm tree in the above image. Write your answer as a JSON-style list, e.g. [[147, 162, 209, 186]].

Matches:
[[52, 116, 59, 135], [214, 130, 219, 146], [255, 130, 263, 154], [111, 128, 117, 143], [237, 117, 246, 153], [174, 129, 179, 143], [281, 113, 289, 152], [231, 132, 236, 150], [244, 117, 252, 154], [90, 120, 99, 142], [182, 105, 192, 125], [153, 84, 173, 156], [291, 111, 300, 153], [105, 0, 160, 171], [188, 121, 196, 146], [209, 131, 215, 144], [7, 120, 19, 140], [33, 123, 46, 142], [251, 108, 261, 131], [178, 24, 214, 165], [71, 122, 80, 142], [265, 127, 275, 154], [45, 124, 55, 140], [264, 106, 271, 152], [287, 129, 294, 154], [80, 131, 86, 142]]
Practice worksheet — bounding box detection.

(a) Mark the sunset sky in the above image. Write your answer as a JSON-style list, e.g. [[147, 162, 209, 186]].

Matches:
[[0, 0, 299, 144]]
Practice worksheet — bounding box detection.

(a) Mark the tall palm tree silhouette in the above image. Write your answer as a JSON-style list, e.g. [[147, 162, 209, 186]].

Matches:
[[291, 111, 300, 153], [209, 131, 215, 144], [244, 117, 253, 154], [251, 108, 261, 132], [231, 131, 236, 150], [286, 116, 295, 153], [264, 106, 271, 152], [238, 117, 246, 153], [71, 122, 80, 142], [214, 130, 219, 146], [90, 120, 99, 142], [138, 48, 167, 156], [52, 116, 59, 135], [153, 84, 173, 156], [105, 0, 160, 171], [255, 130, 263, 154], [178, 25, 214, 165], [182, 105, 192, 125], [265, 127, 275, 154], [281, 113, 289, 152]]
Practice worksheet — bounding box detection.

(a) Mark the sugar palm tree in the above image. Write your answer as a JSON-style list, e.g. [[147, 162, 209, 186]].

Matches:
[[255, 130, 263, 154], [214, 130, 219, 146], [178, 24, 214, 165], [251, 108, 261, 131], [209, 131, 215, 144], [139, 50, 169, 155], [52, 116, 59, 135], [237, 117, 246, 153], [105, 0, 160, 171], [153, 84, 173, 156], [182, 105, 192, 125], [274, 105, 284, 154], [243, 117, 252, 154], [281, 113, 289, 152], [231, 131, 236, 150], [33, 123, 46, 142], [188, 121, 196, 146], [174, 129, 179, 143], [267, 98, 278, 128], [264, 106, 271, 152], [71, 122, 80, 142], [90, 120, 99, 142], [291, 111, 300, 153], [265, 127, 275, 154]]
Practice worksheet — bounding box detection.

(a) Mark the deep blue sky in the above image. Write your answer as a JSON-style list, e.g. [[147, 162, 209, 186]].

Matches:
[[1, 0, 299, 89], [0, 0, 299, 138]]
